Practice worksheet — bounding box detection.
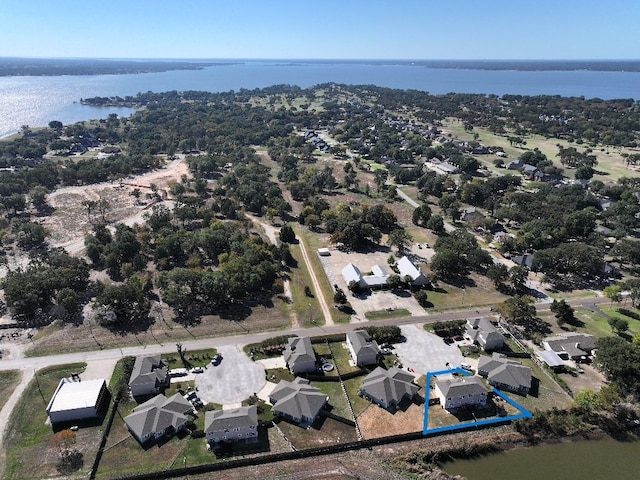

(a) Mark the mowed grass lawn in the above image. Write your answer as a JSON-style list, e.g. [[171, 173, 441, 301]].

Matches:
[[4, 363, 99, 480], [97, 399, 213, 479], [423, 272, 509, 310], [287, 241, 325, 328], [0, 369, 21, 413]]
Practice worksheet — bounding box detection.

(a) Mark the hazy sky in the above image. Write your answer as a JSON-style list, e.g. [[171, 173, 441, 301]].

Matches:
[[1, 0, 638, 60]]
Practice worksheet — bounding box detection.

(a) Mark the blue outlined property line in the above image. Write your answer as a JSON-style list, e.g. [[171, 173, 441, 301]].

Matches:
[[423, 367, 532, 435]]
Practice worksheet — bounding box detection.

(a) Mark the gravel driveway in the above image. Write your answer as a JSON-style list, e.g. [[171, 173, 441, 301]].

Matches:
[[394, 324, 465, 375], [195, 345, 266, 406]]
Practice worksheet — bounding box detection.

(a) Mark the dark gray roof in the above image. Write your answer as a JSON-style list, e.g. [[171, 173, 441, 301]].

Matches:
[[466, 318, 504, 346], [347, 331, 379, 359], [437, 377, 488, 398], [124, 393, 192, 441], [129, 355, 168, 387], [478, 353, 531, 391], [544, 333, 596, 357], [269, 378, 327, 421], [283, 337, 316, 369], [361, 367, 418, 406], [204, 405, 257, 433]]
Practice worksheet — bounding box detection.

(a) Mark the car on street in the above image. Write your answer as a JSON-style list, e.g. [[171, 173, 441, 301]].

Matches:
[[211, 353, 222, 366]]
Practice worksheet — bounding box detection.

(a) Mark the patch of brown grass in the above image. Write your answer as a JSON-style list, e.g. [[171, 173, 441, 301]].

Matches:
[[357, 395, 425, 439]]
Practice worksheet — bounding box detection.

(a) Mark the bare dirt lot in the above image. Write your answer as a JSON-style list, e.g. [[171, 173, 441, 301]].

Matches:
[[357, 395, 425, 439], [43, 156, 189, 250]]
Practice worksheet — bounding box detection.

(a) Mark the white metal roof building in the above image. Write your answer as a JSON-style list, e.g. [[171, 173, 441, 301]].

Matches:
[[47, 378, 108, 424]]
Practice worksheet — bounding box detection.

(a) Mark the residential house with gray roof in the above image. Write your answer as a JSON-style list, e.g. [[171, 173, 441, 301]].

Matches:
[[466, 318, 504, 351], [283, 337, 317, 374], [129, 355, 170, 397], [478, 353, 532, 395], [360, 367, 419, 410], [124, 393, 193, 444], [542, 333, 596, 360], [204, 405, 258, 446], [269, 378, 327, 425], [435, 377, 489, 410], [346, 330, 380, 366]]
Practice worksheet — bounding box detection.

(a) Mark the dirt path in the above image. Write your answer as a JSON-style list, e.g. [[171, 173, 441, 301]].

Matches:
[[245, 213, 299, 329], [297, 230, 335, 327], [0, 367, 30, 476]]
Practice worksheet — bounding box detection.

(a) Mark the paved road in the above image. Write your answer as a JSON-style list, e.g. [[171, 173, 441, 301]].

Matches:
[[0, 296, 609, 374], [0, 295, 610, 456]]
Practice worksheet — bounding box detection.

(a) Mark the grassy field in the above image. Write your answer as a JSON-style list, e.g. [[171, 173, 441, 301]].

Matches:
[[423, 272, 509, 311], [287, 241, 325, 328], [599, 305, 640, 337], [0, 370, 21, 413], [440, 119, 638, 183], [27, 302, 289, 358], [4, 363, 96, 480], [365, 308, 412, 320], [295, 228, 351, 324]]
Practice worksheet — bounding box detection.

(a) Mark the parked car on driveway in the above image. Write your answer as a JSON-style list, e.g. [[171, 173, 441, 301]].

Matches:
[[191, 367, 204, 373]]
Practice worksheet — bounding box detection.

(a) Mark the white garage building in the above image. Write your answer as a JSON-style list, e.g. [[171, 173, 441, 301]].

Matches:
[[47, 378, 109, 424]]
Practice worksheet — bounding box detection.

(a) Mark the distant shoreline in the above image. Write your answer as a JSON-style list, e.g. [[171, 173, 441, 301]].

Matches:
[[1, 58, 640, 76], [0, 58, 240, 77]]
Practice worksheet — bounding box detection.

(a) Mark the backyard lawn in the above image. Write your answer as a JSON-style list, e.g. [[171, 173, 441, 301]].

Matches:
[[276, 416, 358, 450]]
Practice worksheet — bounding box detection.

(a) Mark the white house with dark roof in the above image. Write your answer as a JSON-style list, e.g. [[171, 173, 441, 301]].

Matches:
[[129, 355, 170, 397], [360, 367, 419, 410], [542, 333, 596, 360], [283, 337, 317, 374], [435, 377, 489, 410], [269, 378, 328, 425], [204, 405, 258, 445], [346, 331, 380, 366], [466, 318, 504, 351], [477, 353, 532, 395], [396, 256, 427, 286], [124, 393, 193, 444]]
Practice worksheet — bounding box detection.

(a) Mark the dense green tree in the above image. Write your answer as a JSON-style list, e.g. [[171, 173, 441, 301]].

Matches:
[[594, 336, 640, 397], [387, 228, 412, 254], [550, 299, 576, 326], [279, 224, 296, 244], [412, 204, 432, 226]]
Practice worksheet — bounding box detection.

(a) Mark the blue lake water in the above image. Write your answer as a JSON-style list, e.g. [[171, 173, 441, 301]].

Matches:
[[1, 60, 640, 138]]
